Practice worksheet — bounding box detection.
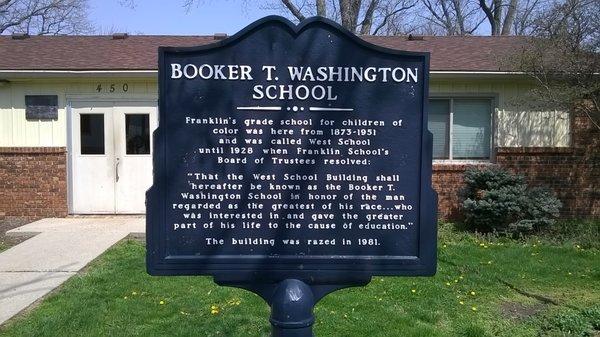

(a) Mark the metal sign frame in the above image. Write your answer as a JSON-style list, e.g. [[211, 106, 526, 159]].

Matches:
[[147, 16, 437, 282]]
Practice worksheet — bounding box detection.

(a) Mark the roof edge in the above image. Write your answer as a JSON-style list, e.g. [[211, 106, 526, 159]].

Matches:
[[0, 69, 157, 79]]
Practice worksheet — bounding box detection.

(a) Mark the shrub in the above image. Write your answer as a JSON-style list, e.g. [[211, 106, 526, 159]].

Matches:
[[461, 167, 561, 233]]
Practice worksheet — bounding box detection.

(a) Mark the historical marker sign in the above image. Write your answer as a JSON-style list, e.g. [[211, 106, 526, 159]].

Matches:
[[147, 16, 437, 283]]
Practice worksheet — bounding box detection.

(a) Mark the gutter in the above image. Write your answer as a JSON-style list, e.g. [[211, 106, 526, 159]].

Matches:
[[430, 71, 527, 79], [0, 70, 157, 79]]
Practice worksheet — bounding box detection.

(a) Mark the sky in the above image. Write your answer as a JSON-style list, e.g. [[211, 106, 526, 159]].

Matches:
[[89, 0, 280, 35]]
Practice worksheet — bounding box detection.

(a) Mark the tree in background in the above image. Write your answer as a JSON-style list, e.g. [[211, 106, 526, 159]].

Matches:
[[145, 0, 552, 36], [478, 0, 518, 35], [510, 0, 599, 129], [511, 0, 548, 35], [238, 0, 420, 35], [241, 0, 552, 36], [0, 0, 91, 35], [419, 0, 485, 35]]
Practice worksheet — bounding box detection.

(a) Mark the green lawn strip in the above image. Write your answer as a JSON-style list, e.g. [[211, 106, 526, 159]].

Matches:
[[1, 235, 598, 337], [0, 240, 270, 337], [442, 241, 599, 305]]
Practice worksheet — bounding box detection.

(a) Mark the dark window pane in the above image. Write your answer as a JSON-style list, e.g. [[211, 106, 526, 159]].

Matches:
[[126, 114, 150, 155], [428, 100, 450, 159], [452, 99, 491, 159], [80, 114, 105, 155]]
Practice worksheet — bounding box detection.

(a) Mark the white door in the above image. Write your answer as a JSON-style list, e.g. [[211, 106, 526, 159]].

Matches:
[[71, 102, 115, 213], [70, 101, 157, 214], [114, 103, 157, 213]]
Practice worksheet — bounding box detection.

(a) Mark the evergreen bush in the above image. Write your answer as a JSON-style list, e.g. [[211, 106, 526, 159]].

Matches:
[[461, 167, 562, 233]]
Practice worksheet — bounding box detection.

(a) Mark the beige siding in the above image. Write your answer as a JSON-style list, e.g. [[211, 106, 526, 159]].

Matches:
[[0, 85, 11, 144], [429, 79, 570, 147], [0, 78, 157, 147], [0, 77, 569, 148]]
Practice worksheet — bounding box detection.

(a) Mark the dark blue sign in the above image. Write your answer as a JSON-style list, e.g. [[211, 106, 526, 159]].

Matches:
[[147, 16, 437, 282]]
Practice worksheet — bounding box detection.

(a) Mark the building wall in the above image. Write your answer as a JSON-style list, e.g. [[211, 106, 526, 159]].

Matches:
[[430, 78, 570, 148], [1, 78, 570, 148], [430, 107, 598, 220], [432, 163, 490, 219], [0, 79, 157, 147], [0, 77, 594, 219], [429, 78, 577, 219], [0, 147, 67, 218], [0, 78, 157, 217], [497, 109, 599, 219]]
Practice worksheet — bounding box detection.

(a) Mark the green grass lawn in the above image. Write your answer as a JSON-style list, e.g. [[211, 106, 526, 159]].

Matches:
[[0, 223, 598, 337]]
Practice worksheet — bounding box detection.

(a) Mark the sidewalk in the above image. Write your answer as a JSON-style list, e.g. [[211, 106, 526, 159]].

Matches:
[[0, 217, 145, 325]]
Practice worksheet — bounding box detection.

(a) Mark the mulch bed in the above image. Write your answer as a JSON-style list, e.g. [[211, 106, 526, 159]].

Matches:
[[500, 301, 548, 320]]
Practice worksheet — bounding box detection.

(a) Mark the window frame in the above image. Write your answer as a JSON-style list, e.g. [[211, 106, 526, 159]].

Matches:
[[428, 94, 497, 163], [79, 112, 106, 156], [124, 112, 152, 156]]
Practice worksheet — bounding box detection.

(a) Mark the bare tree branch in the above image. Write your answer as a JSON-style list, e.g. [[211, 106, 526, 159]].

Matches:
[[507, 0, 600, 129], [281, 0, 307, 20], [451, 0, 465, 33], [420, 0, 482, 35], [512, 0, 541, 35], [479, 0, 497, 34], [359, 0, 378, 34], [372, 1, 416, 34], [0, 0, 91, 35]]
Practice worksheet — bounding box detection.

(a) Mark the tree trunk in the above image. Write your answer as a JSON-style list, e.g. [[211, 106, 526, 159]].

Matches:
[[479, 0, 504, 35], [501, 0, 517, 35], [492, 0, 503, 35], [451, 0, 466, 34], [360, 0, 379, 34], [316, 0, 326, 17], [440, 0, 456, 34], [339, 0, 362, 32]]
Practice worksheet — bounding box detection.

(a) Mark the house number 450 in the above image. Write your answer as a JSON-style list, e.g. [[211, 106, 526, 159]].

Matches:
[[96, 83, 129, 93]]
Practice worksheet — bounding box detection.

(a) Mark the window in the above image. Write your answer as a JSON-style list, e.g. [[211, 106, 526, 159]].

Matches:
[[80, 114, 105, 155], [125, 114, 150, 155], [428, 98, 492, 160]]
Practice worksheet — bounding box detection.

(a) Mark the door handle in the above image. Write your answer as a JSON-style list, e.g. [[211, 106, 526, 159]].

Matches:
[[115, 157, 120, 182]]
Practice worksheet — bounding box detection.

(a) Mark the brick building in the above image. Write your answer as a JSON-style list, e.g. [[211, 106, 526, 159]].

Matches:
[[0, 34, 597, 219]]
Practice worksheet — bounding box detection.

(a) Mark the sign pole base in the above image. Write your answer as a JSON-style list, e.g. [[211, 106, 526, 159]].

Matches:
[[270, 279, 315, 337], [215, 277, 371, 337]]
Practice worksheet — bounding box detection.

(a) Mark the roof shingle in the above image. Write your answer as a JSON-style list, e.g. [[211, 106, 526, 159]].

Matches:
[[0, 35, 527, 72]]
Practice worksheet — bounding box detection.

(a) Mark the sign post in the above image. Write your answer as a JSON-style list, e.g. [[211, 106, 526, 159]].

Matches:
[[147, 16, 436, 336]]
